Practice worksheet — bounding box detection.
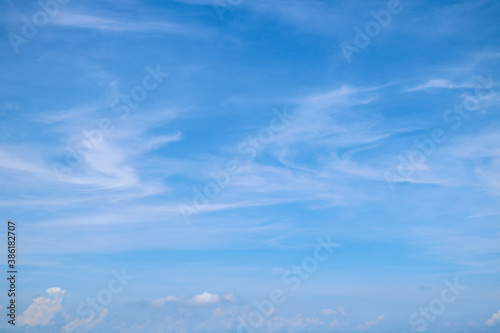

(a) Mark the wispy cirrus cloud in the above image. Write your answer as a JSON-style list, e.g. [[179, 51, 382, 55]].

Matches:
[[404, 78, 478, 92], [52, 12, 187, 34], [2, 1, 500, 331]]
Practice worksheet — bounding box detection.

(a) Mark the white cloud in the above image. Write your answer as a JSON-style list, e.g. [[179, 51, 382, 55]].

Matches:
[[151, 295, 184, 306], [223, 294, 236, 303], [265, 313, 327, 332], [486, 309, 500, 326], [320, 305, 346, 317], [135, 132, 182, 154], [52, 12, 185, 34], [320, 308, 337, 316], [357, 314, 385, 332], [0, 148, 47, 175], [18, 287, 65, 327], [3, 102, 19, 110], [151, 292, 227, 306], [121, 306, 352, 333], [189, 292, 221, 305], [62, 308, 109, 333], [336, 306, 346, 317], [405, 78, 476, 92]]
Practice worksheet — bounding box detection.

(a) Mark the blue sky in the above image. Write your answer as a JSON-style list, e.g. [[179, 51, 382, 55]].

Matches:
[[1, 0, 500, 332]]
